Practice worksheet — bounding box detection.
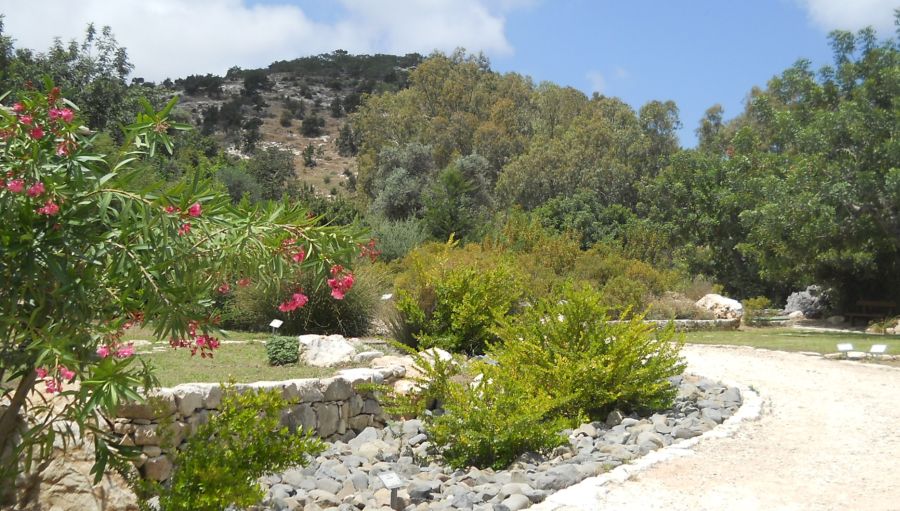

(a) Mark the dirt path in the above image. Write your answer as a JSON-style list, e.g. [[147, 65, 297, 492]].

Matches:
[[536, 345, 900, 511]]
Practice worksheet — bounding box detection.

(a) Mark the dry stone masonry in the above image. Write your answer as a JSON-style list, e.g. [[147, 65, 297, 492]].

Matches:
[[113, 365, 406, 483]]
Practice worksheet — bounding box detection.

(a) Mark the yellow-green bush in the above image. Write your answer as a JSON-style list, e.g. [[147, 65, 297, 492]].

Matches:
[[417, 285, 686, 470], [157, 386, 324, 511], [392, 241, 526, 354], [492, 284, 686, 419]]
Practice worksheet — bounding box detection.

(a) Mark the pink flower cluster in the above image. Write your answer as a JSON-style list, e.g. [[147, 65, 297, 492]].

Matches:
[[48, 107, 74, 123], [281, 237, 306, 264], [36, 200, 60, 216], [169, 320, 221, 358], [327, 265, 355, 300], [35, 365, 76, 394], [165, 202, 201, 236], [359, 238, 381, 263], [96, 343, 136, 359], [2, 176, 60, 216], [278, 292, 309, 312]]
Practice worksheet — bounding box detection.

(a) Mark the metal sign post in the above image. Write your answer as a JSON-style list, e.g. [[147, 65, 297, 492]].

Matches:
[[377, 471, 403, 510], [269, 319, 283, 336]]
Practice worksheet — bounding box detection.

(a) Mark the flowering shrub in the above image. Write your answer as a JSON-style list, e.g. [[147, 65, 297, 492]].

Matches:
[[0, 86, 364, 504]]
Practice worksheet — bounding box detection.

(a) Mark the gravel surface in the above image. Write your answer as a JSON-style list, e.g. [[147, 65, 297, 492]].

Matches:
[[537, 345, 900, 511]]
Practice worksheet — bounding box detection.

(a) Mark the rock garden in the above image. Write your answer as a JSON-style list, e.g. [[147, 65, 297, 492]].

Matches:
[[252, 374, 742, 511]]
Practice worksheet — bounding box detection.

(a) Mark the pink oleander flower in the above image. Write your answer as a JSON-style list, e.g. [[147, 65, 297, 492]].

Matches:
[[217, 282, 231, 294], [7, 179, 25, 193], [19, 114, 32, 126], [36, 367, 48, 379], [49, 108, 75, 123], [178, 222, 191, 236], [237, 277, 251, 287], [27, 182, 45, 197], [278, 292, 309, 312], [97, 345, 111, 358], [164, 205, 179, 214], [45, 380, 60, 394], [37, 200, 60, 216], [29, 126, 44, 139], [328, 272, 355, 300], [12, 102, 25, 113], [291, 248, 306, 263], [58, 365, 75, 381], [187, 202, 202, 217], [115, 344, 135, 358]]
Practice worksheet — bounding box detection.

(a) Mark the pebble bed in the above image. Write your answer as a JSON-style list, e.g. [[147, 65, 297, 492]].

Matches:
[[256, 374, 742, 511]]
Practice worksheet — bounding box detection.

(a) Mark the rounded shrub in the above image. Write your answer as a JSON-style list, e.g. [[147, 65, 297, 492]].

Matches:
[[266, 336, 299, 366]]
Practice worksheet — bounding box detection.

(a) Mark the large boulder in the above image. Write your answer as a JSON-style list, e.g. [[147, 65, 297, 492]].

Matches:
[[784, 285, 829, 318], [695, 294, 743, 319], [298, 334, 357, 367]]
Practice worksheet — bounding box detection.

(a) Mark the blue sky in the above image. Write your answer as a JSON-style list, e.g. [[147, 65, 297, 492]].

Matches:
[[2, 0, 897, 145]]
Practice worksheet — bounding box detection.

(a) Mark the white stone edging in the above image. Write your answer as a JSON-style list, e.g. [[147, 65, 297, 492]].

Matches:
[[531, 377, 763, 510]]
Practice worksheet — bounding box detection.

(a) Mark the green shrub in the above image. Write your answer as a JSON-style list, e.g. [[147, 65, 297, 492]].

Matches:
[[599, 275, 650, 316], [158, 386, 324, 511], [393, 242, 526, 354], [371, 217, 429, 262], [742, 296, 772, 326], [492, 284, 685, 419], [427, 362, 568, 470], [266, 336, 299, 365]]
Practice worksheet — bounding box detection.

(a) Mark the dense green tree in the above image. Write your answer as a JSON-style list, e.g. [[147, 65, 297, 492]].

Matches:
[[301, 114, 325, 137], [0, 21, 141, 133], [336, 123, 358, 156], [246, 147, 296, 200]]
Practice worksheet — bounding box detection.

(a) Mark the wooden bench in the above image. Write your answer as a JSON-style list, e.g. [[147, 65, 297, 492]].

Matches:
[[846, 300, 897, 326]]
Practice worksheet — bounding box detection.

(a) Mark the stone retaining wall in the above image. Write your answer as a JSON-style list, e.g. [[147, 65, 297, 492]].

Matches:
[[113, 365, 406, 482], [610, 319, 741, 332]]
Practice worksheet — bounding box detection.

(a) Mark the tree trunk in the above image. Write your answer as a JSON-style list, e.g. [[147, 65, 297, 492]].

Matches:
[[0, 369, 37, 506]]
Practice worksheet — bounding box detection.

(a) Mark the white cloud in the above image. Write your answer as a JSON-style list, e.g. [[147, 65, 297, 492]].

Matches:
[[0, 0, 521, 81], [586, 70, 605, 94], [797, 0, 897, 33]]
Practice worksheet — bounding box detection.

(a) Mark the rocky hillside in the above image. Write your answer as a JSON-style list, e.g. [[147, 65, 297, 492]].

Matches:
[[168, 51, 422, 196]]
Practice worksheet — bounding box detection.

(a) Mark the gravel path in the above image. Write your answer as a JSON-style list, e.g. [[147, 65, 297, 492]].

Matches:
[[537, 345, 900, 511]]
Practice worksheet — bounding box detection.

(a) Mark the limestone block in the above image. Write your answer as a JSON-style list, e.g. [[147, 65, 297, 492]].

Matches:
[[143, 455, 173, 482], [314, 402, 340, 437]]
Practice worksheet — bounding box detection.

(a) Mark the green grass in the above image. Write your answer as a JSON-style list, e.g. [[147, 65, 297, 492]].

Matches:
[[683, 327, 900, 355], [125, 328, 333, 387]]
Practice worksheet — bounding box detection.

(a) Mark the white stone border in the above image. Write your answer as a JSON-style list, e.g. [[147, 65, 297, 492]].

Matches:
[[531, 377, 763, 511]]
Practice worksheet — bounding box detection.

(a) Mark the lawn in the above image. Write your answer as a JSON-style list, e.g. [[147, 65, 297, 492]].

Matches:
[[123, 328, 334, 387], [683, 327, 900, 356]]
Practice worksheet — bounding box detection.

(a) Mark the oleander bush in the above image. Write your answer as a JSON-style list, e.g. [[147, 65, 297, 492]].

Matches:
[[222, 263, 386, 336]]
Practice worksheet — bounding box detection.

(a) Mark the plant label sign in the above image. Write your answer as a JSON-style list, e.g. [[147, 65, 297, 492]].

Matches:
[[378, 471, 403, 489], [269, 319, 284, 329], [870, 344, 887, 354], [836, 343, 853, 352]]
